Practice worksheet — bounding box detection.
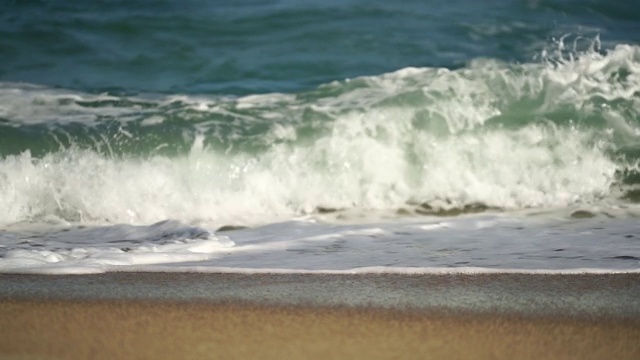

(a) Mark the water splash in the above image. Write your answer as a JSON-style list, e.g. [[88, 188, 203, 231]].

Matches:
[[1, 45, 639, 227]]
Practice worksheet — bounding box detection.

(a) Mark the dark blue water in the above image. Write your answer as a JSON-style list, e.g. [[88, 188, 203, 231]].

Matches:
[[1, 0, 638, 95]]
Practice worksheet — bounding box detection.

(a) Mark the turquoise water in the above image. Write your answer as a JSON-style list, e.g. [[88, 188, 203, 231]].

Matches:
[[0, 0, 639, 273], [2, 0, 639, 94]]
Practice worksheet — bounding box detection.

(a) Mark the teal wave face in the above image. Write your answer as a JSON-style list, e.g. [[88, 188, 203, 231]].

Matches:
[[1, 45, 639, 225], [2, 44, 639, 156]]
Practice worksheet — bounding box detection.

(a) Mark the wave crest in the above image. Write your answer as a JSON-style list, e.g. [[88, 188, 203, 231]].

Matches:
[[1, 44, 639, 225]]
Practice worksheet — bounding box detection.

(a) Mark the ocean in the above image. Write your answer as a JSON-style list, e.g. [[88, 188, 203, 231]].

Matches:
[[0, 0, 639, 274]]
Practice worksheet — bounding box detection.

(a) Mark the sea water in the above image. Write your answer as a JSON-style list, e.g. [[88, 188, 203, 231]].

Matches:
[[0, 0, 639, 274]]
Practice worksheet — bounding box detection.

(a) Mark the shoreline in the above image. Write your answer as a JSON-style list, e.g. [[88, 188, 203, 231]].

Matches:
[[1, 272, 639, 318], [1, 273, 639, 359]]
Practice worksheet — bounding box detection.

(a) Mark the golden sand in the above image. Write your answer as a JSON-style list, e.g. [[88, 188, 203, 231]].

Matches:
[[1, 298, 639, 360]]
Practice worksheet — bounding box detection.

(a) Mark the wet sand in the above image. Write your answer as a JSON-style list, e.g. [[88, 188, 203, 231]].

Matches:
[[1, 273, 639, 359]]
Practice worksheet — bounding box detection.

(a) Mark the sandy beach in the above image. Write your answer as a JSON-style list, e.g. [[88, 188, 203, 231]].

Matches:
[[1, 273, 639, 360]]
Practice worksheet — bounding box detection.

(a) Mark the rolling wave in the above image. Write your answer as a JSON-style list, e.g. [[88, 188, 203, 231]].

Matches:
[[1, 44, 639, 226]]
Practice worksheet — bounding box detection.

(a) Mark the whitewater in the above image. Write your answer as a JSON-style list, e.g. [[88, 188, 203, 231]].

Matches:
[[1, 42, 639, 274]]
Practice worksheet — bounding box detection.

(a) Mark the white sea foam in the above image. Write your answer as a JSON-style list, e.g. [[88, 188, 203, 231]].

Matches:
[[0, 119, 621, 226], [130, 266, 640, 275], [1, 46, 635, 228], [1, 214, 638, 274], [1, 45, 640, 274], [0, 229, 234, 274], [0, 83, 143, 125]]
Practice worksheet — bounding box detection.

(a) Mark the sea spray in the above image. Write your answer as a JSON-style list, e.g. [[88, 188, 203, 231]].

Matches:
[[1, 45, 639, 227]]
